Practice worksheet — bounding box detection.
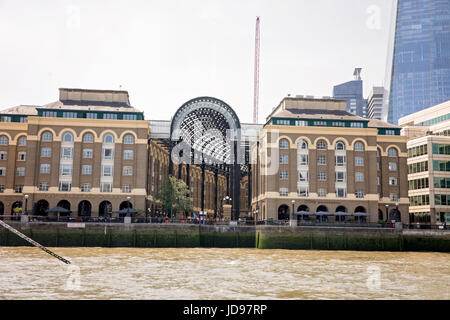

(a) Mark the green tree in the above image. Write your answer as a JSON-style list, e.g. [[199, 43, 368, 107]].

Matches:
[[154, 175, 192, 218]]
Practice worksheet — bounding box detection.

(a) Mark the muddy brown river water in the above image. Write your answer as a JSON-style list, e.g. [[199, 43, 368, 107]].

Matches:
[[0, 247, 449, 299]]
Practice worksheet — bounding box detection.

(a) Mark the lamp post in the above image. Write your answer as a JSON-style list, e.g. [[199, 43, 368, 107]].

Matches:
[[24, 195, 29, 216], [385, 204, 389, 224], [291, 200, 295, 226], [395, 202, 399, 222]]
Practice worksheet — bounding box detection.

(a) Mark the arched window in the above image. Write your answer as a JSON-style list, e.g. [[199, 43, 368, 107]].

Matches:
[[62, 132, 74, 143], [103, 134, 114, 144], [335, 141, 345, 150], [298, 140, 308, 150], [388, 148, 398, 157], [279, 139, 289, 149], [18, 136, 27, 146], [317, 140, 327, 150], [41, 131, 52, 142], [354, 142, 364, 151], [123, 134, 134, 144], [83, 133, 94, 143], [0, 136, 8, 146]]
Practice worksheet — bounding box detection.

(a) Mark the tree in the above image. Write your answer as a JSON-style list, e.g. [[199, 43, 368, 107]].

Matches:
[[154, 175, 193, 218]]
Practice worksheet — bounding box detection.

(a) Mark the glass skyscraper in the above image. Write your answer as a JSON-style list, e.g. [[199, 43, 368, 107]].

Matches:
[[384, 0, 450, 125], [333, 68, 367, 118]]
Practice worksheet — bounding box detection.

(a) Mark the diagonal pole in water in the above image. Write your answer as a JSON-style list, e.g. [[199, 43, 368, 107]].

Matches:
[[0, 219, 71, 265]]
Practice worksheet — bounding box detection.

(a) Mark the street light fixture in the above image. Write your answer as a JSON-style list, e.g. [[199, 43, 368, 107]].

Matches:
[[385, 204, 389, 224], [24, 194, 29, 216], [291, 200, 295, 225]]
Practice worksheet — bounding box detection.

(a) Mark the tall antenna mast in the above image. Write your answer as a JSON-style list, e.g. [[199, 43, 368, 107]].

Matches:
[[253, 16, 260, 124]]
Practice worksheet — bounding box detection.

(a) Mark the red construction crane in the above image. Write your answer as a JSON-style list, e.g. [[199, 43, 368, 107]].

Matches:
[[253, 17, 260, 124]]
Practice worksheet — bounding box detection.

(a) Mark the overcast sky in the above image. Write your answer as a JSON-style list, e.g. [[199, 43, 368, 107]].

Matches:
[[0, 0, 394, 123]]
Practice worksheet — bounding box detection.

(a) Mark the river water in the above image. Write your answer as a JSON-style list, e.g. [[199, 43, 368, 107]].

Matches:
[[0, 247, 449, 300]]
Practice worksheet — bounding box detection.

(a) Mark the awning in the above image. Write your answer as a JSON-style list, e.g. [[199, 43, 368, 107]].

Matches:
[[46, 206, 71, 214], [353, 213, 371, 217], [115, 208, 138, 214]]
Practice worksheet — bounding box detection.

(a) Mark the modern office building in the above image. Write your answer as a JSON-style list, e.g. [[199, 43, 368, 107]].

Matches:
[[251, 97, 409, 224], [384, 0, 450, 125], [400, 99, 450, 225], [333, 68, 367, 118], [367, 87, 385, 120]]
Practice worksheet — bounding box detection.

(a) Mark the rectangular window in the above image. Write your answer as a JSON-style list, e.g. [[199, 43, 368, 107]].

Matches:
[[350, 122, 364, 128], [313, 121, 327, 126], [82, 165, 92, 175], [123, 166, 133, 176], [103, 113, 118, 120], [0, 151, 7, 160], [59, 181, 72, 192], [39, 182, 49, 191], [318, 188, 327, 197], [279, 188, 288, 196], [1, 116, 12, 122], [15, 184, 23, 193], [81, 183, 91, 192], [122, 184, 131, 193], [298, 171, 308, 182], [280, 154, 288, 164], [299, 154, 308, 165], [377, 162, 380, 171], [63, 112, 78, 118], [123, 114, 137, 120], [17, 152, 26, 161], [61, 147, 73, 160], [297, 186, 309, 197], [354, 156, 364, 166], [0, 167, 6, 176], [295, 120, 308, 126], [42, 111, 57, 117], [317, 155, 326, 165], [40, 164, 51, 174], [317, 171, 327, 181], [390, 193, 398, 201], [102, 165, 113, 176], [123, 150, 134, 160], [335, 171, 346, 182], [355, 172, 364, 182], [103, 148, 114, 160], [355, 190, 364, 198], [276, 119, 290, 125], [82, 149, 93, 159], [389, 162, 397, 171], [16, 167, 25, 176], [101, 183, 112, 193], [389, 177, 398, 186], [279, 170, 288, 180], [377, 176, 381, 185], [0, 184, 4, 193], [41, 148, 51, 157], [60, 164, 72, 176], [19, 117, 27, 123], [332, 121, 345, 127], [336, 188, 346, 198], [335, 156, 346, 166], [385, 130, 396, 135], [86, 113, 98, 119]]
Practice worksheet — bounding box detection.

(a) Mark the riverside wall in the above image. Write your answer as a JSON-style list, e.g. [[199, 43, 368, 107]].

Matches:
[[1, 222, 450, 252]]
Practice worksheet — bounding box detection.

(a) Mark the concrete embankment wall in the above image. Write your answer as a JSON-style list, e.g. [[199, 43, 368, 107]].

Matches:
[[1, 222, 450, 252]]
